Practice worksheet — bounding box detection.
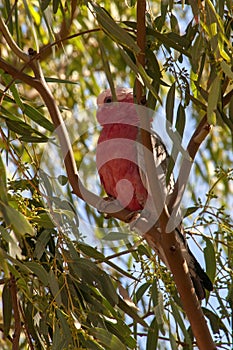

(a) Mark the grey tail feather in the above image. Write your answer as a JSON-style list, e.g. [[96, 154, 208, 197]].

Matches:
[[175, 229, 213, 300], [190, 250, 213, 300]]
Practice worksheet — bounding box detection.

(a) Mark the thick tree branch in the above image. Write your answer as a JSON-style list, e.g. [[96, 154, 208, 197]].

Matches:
[[134, 2, 215, 350]]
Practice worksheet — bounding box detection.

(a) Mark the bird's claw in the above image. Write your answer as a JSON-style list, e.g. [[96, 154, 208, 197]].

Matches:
[[96, 197, 121, 218], [129, 209, 152, 231]]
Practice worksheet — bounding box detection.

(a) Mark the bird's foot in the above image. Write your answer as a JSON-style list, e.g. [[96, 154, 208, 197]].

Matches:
[[129, 209, 153, 231], [96, 196, 121, 218]]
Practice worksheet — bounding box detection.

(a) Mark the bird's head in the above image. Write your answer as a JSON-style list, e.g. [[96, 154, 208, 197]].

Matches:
[[96, 87, 140, 126]]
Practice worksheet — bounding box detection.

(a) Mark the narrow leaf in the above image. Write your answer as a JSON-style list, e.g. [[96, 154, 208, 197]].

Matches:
[[49, 270, 62, 306], [2, 283, 12, 336], [26, 262, 49, 286], [204, 237, 216, 284], [207, 74, 221, 124], [92, 4, 139, 54], [89, 327, 126, 350], [0, 154, 8, 204], [23, 103, 54, 132], [4, 204, 34, 236], [146, 317, 158, 350], [78, 243, 105, 260], [166, 83, 176, 124], [118, 298, 148, 328], [175, 103, 186, 138], [170, 301, 192, 346]]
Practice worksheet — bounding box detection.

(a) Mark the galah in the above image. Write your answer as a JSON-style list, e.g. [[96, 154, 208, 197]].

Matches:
[[96, 87, 213, 300]]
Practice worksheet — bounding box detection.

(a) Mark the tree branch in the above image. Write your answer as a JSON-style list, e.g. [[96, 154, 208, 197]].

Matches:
[[0, 17, 39, 76], [134, 2, 216, 350]]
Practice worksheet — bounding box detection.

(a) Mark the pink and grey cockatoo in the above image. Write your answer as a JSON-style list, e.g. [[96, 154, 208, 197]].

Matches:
[[96, 87, 213, 300]]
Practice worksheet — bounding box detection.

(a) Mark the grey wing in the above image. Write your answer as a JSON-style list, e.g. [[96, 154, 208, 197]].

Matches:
[[136, 130, 174, 205]]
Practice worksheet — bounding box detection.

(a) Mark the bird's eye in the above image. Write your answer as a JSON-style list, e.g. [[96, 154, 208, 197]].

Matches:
[[104, 96, 112, 103]]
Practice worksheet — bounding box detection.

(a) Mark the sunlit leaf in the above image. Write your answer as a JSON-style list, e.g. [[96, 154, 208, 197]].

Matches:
[[207, 74, 221, 124], [92, 4, 140, 54], [89, 327, 126, 350], [4, 204, 34, 236], [0, 154, 8, 204]]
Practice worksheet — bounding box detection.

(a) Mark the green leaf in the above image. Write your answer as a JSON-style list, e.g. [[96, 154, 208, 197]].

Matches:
[[32, 213, 54, 229], [78, 243, 105, 260], [125, 0, 136, 7], [220, 61, 233, 79], [69, 257, 118, 306], [53, 0, 59, 13], [25, 262, 49, 286], [153, 291, 164, 329], [104, 318, 136, 349], [166, 83, 176, 124], [118, 298, 148, 328], [184, 206, 199, 217], [2, 283, 12, 336], [146, 48, 162, 80], [49, 270, 62, 306], [0, 154, 8, 204], [34, 229, 52, 259], [1, 109, 50, 140], [204, 237, 216, 284], [102, 231, 133, 241], [89, 327, 126, 350], [175, 103, 186, 138], [23, 103, 54, 132], [135, 282, 151, 302], [169, 327, 178, 350], [147, 27, 191, 57], [45, 77, 80, 85], [202, 307, 228, 334], [1, 71, 24, 110], [170, 301, 192, 346], [4, 204, 34, 236], [99, 41, 117, 102], [40, 0, 51, 11], [170, 14, 180, 34], [119, 47, 162, 104], [146, 317, 158, 350], [190, 34, 204, 73], [56, 308, 72, 339], [207, 74, 221, 124], [92, 4, 140, 54]]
